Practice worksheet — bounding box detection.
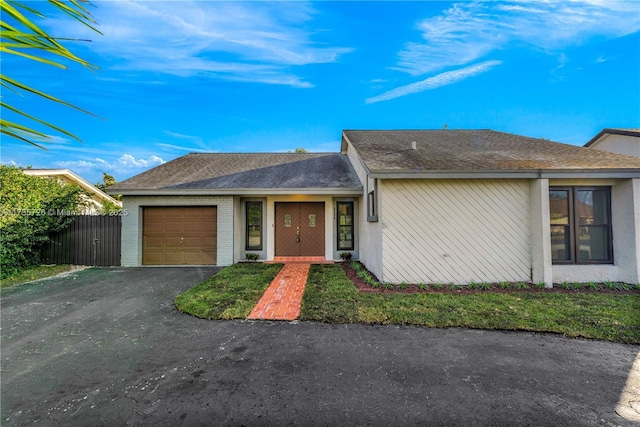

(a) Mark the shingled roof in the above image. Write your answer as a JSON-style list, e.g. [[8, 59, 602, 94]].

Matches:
[[342, 129, 640, 173], [110, 153, 362, 193]]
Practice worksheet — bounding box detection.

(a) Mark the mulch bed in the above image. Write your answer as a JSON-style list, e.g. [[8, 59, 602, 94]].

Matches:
[[339, 261, 640, 295]]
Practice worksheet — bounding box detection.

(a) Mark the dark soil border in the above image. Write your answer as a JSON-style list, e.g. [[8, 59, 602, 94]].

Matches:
[[340, 261, 640, 295]]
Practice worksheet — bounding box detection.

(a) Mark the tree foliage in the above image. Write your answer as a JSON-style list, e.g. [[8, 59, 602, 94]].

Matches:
[[0, 0, 100, 148], [94, 172, 121, 200], [0, 166, 87, 278]]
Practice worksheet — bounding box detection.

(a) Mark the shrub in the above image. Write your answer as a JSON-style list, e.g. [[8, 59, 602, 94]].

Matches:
[[0, 166, 86, 279], [339, 252, 352, 262], [245, 252, 260, 261]]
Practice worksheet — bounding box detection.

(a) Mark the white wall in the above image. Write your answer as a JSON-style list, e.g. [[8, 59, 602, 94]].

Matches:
[[380, 179, 531, 284], [590, 134, 640, 157], [120, 195, 234, 267], [529, 179, 553, 286], [345, 140, 383, 279]]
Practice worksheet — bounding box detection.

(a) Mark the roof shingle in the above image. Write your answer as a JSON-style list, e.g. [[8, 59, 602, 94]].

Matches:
[[110, 153, 362, 191], [343, 129, 640, 172]]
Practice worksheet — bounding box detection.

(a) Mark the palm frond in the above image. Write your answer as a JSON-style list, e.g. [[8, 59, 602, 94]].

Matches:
[[0, 0, 101, 149]]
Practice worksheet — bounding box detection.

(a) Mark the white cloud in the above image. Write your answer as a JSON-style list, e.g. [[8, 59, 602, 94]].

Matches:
[[47, 1, 351, 87], [156, 143, 211, 153], [163, 130, 202, 142], [366, 60, 502, 104], [55, 154, 166, 173], [395, 1, 640, 75]]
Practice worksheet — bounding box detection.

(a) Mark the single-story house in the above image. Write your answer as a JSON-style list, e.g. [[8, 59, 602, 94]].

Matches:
[[584, 128, 640, 157], [23, 168, 122, 214], [109, 129, 640, 286]]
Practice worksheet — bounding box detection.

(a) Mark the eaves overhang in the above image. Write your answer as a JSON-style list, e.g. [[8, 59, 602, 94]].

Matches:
[[110, 187, 364, 197], [584, 128, 640, 147], [367, 169, 640, 180]]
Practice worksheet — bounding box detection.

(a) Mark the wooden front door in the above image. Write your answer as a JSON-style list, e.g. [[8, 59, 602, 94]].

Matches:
[[275, 202, 325, 256]]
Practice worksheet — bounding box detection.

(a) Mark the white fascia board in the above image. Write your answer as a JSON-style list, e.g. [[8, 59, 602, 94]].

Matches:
[[341, 133, 372, 174], [23, 168, 121, 205], [114, 187, 363, 197], [368, 169, 640, 180]]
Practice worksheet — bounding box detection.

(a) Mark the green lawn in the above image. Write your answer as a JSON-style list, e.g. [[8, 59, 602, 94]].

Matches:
[[0, 264, 73, 289], [300, 264, 640, 344], [175, 263, 640, 344], [174, 263, 282, 319]]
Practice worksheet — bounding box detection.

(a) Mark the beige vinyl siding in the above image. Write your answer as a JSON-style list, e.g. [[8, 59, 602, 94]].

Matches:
[[380, 179, 531, 284]]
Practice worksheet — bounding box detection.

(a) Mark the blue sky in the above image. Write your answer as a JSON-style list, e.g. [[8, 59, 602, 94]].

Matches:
[[2, 0, 640, 184]]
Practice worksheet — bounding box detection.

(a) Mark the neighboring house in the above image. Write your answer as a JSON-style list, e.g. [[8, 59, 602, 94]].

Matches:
[[23, 169, 122, 214], [109, 129, 640, 286], [584, 128, 640, 157]]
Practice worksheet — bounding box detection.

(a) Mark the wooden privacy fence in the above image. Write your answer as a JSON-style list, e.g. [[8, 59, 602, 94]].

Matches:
[[41, 215, 121, 266]]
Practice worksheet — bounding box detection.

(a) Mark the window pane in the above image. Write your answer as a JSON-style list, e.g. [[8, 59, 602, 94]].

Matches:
[[337, 202, 354, 250], [577, 190, 609, 225], [309, 213, 316, 227], [284, 214, 291, 228], [549, 190, 569, 225], [550, 225, 571, 261], [578, 226, 610, 261], [246, 202, 262, 250]]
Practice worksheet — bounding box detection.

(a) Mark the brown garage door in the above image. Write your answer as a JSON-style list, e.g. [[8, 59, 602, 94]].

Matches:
[[143, 207, 217, 265]]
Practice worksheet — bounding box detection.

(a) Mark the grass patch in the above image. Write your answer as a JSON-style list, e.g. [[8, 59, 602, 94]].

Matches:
[[0, 264, 73, 289], [300, 264, 360, 323], [174, 263, 282, 319], [301, 265, 640, 344]]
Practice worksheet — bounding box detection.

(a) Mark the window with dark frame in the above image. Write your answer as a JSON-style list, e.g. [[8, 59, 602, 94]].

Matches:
[[549, 187, 612, 264], [367, 189, 377, 222], [337, 201, 354, 250], [245, 202, 262, 250]]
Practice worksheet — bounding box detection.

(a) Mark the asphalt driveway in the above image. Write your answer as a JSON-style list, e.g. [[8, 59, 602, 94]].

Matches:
[[1, 267, 638, 426]]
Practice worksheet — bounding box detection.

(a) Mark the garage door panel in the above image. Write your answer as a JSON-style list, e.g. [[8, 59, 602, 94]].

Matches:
[[143, 251, 165, 265], [163, 251, 183, 265], [144, 221, 165, 236], [199, 221, 217, 234], [143, 207, 217, 265], [164, 236, 184, 247], [200, 251, 217, 264], [181, 236, 210, 247], [145, 236, 164, 247], [164, 221, 183, 234], [163, 208, 184, 220], [182, 209, 206, 219], [144, 209, 166, 220]]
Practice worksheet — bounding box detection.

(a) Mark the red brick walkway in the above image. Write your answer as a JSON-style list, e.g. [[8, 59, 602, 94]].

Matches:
[[247, 263, 310, 321]]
